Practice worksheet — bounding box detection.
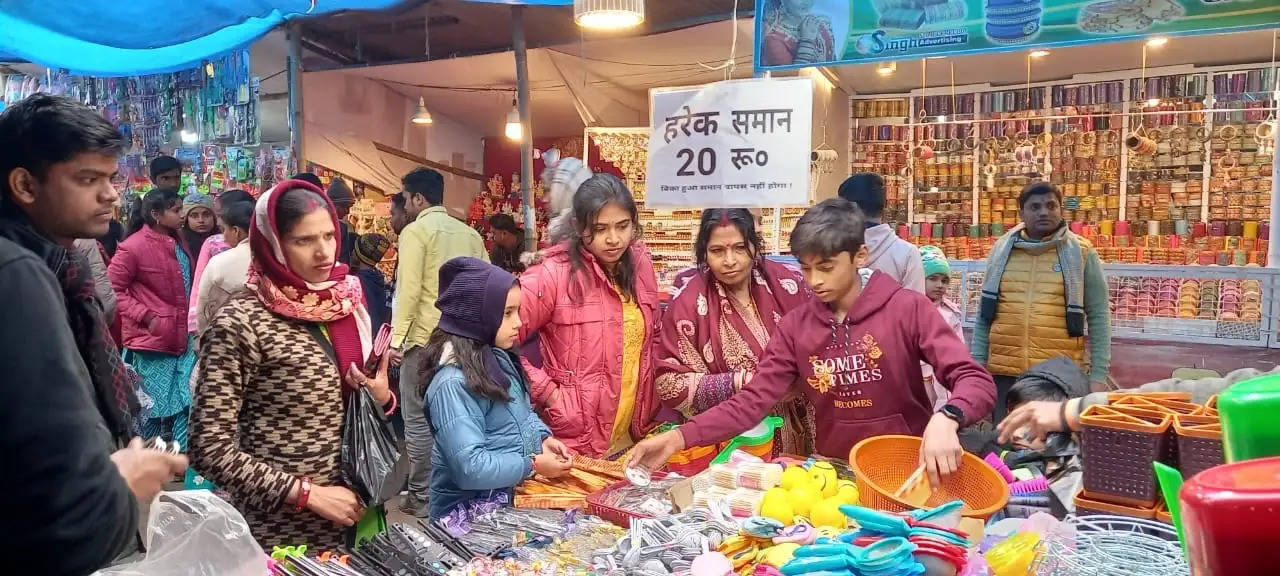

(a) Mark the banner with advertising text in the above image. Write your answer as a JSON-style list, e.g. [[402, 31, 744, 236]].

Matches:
[[754, 0, 1280, 70]]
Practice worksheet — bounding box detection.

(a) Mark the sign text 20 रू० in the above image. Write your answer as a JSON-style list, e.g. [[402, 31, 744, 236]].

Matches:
[[646, 78, 813, 208]]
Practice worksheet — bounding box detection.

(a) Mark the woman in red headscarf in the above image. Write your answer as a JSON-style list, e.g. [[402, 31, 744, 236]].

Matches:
[[189, 180, 392, 549], [654, 209, 815, 455]]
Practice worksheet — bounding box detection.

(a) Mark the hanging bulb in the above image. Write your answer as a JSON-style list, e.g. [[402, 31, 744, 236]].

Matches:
[[505, 99, 522, 141], [411, 97, 434, 125]]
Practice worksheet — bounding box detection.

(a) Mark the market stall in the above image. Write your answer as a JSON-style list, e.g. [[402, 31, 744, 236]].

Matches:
[[1, 50, 277, 197], [242, 374, 1280, 576]]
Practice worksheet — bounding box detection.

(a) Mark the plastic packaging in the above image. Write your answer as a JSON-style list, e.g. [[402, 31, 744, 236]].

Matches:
[[341, 386, 403, 506], [93, 491, 265, 576]]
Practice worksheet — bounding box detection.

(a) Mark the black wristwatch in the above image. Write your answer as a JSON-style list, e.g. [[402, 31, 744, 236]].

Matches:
[[939, 404, 965, 425]]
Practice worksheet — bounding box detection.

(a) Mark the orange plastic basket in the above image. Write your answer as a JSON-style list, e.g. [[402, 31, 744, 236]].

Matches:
[[1074, 489, 1157, 519], [1079, 405, 1173, 507], [1173, 413, 1224, 479], [848, 435, 1009, 520], [1113, 395, 1204, 416]]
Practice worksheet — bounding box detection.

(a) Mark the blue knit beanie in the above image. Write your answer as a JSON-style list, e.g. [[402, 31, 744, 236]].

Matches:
[[436, 257, 517, 345]]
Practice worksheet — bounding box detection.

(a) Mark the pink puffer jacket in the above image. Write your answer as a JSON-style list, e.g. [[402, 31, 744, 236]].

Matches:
[[108, 226, 190, 355], [518, 241, 662, 457]]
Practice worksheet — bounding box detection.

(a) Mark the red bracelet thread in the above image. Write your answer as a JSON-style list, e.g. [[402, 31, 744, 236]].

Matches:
[[296, 477, 312, 511]]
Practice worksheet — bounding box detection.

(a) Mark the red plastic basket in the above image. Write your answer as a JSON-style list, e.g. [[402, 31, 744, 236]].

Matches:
[[586, 473, 669, 528]]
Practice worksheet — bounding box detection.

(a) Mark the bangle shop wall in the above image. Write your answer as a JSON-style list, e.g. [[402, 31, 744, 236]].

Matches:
[[850, 61, 1280, 350]]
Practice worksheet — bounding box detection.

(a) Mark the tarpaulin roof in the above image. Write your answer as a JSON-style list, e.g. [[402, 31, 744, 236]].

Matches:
[[0, 1, 405, 76]]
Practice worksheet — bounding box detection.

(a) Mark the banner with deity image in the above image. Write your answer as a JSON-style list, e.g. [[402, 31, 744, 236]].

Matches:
[[646, 78, 813, 208], [754, 0, 1280, 70]]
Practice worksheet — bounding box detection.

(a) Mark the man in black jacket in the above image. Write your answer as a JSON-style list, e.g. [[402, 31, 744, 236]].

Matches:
[[0, 93, 188, 575]]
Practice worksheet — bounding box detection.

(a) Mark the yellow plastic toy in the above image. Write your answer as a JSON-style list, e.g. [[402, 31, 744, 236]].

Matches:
[[760, 488, 795, 525], [788, 484, 819, 518], [985, 531, 1040, 576], [809, 497, 847, 528], [758, 542, 800, 567], [780, 465, 812, 491], [809, 461, 838, 498], [835, 481, 860, 505]]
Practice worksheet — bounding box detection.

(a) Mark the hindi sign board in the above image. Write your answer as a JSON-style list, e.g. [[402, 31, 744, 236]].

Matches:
[[754, 0, 1280, 70], [646, 78, 813, 208]]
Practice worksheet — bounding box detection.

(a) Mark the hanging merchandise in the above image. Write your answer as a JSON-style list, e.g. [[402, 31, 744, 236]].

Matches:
[[1, 50, 261, 196]]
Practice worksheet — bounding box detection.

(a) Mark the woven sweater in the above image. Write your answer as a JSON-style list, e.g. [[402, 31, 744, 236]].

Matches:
[[190, 294, 347, 550]]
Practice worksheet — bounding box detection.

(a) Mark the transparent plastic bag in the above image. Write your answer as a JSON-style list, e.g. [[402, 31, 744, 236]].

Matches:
[[94, 491, 265, 576]]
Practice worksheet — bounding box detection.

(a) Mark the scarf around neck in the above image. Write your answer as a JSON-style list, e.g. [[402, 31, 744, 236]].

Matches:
[[0, 212, 138, 443], [246, 180, 371, 384], [979, 222, 1086, 337]]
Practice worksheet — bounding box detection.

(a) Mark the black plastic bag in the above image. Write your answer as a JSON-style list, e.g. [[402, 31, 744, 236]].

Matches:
[[341, 387, 404, 506]]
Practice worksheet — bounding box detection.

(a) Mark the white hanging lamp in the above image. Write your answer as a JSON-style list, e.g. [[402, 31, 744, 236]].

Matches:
[[504, 99, 522, 141], [411, 97, 434, 125], [574, 0, 644, 30]]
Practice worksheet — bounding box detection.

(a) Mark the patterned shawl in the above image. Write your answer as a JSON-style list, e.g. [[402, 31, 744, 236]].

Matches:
[[246, 180, 371, 384], [655, 258, 813, 453]]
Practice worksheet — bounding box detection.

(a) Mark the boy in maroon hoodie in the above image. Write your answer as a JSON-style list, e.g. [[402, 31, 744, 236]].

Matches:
[[630, 199, 995, 485]]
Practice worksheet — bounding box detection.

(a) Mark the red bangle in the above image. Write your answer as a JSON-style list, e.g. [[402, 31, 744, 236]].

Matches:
[[382, 391, 398, 417], [296, 477, 312, 511]]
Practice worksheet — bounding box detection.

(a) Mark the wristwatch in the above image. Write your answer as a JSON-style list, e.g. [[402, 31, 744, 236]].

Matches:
[[939, 404, 965, 425]]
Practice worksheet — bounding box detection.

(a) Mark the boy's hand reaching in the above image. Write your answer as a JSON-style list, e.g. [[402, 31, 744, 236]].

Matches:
[[920, 413, 962, 488]]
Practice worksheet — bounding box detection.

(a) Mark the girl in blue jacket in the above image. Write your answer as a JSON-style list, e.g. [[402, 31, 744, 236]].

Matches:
[[419, 256, 572, 520]]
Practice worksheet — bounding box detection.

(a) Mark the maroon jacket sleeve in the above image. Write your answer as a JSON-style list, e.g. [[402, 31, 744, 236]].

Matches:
[[913, 295, 995, 425], [678, 317, 800, 448]]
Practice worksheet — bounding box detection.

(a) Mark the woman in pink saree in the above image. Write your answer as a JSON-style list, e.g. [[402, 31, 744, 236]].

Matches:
[[654, 209, 815, 454]]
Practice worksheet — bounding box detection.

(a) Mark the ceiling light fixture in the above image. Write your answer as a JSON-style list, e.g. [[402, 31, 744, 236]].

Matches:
[[1146, 36, 1168, 48], [1146, 98, 1161, 107], [574, 0, 644, 30], [877, 61, 897, 76], [1030, 49, 1050, 58], [505, 99, 522, 141], [411, 97, 434, 125]]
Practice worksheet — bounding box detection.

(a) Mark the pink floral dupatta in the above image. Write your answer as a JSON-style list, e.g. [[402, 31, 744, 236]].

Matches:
[[654, 258, 814, 454]]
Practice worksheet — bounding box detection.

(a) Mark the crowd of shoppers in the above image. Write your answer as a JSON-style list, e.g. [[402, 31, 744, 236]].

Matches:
[[1, 92, 1131, 574]]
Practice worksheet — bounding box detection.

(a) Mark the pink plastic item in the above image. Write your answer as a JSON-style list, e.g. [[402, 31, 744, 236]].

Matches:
[[1181, 456, 1280, 576], [984, 453, 1015, 484], [1009, 477, 1049, 495]]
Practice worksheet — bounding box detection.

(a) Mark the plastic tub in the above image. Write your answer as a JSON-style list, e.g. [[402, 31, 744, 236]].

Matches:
[[1181, 456, 1280, 575], [667, 443, 717, 476], [1219, 373, 1280, 462]]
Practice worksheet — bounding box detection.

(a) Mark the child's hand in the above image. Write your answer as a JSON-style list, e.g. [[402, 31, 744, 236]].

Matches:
[[543, 437, 573, 462], [533, 452, 572, 478], [920, 413, 962, 488]]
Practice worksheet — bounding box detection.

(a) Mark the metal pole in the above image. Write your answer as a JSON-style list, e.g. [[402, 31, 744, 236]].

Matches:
[[1270, 121, 1278, 267], [287, 21, 305, 171], [512, 6, 536, 251]]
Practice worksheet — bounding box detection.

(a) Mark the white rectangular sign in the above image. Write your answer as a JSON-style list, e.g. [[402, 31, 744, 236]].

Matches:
[[646, 77, 813, 208]]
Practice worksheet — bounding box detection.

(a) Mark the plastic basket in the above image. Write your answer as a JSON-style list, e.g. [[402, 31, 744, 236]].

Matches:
[[1080, 405, 1172, 508], [1074, 489, 1157, 519], [1173, 414, 1224, 479], [1203, 395, 1218, 416], [1113, 395, 1204, 416], [667, 444, 717, 477], [585, 473, 669, 528], [848, 435, 1009, 520]]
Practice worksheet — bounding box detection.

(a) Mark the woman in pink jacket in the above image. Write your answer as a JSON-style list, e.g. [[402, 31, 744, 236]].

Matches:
[[110, 188, 196, 448], [518, 173, 662, 458]]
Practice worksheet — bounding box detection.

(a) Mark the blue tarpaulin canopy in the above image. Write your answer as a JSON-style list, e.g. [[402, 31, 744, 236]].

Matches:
[[0, 1, 407, 76]]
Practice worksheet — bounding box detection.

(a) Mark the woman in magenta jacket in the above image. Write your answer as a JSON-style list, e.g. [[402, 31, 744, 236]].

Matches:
[[518, 174, 662, 459], [109, 188, 196, 448]]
